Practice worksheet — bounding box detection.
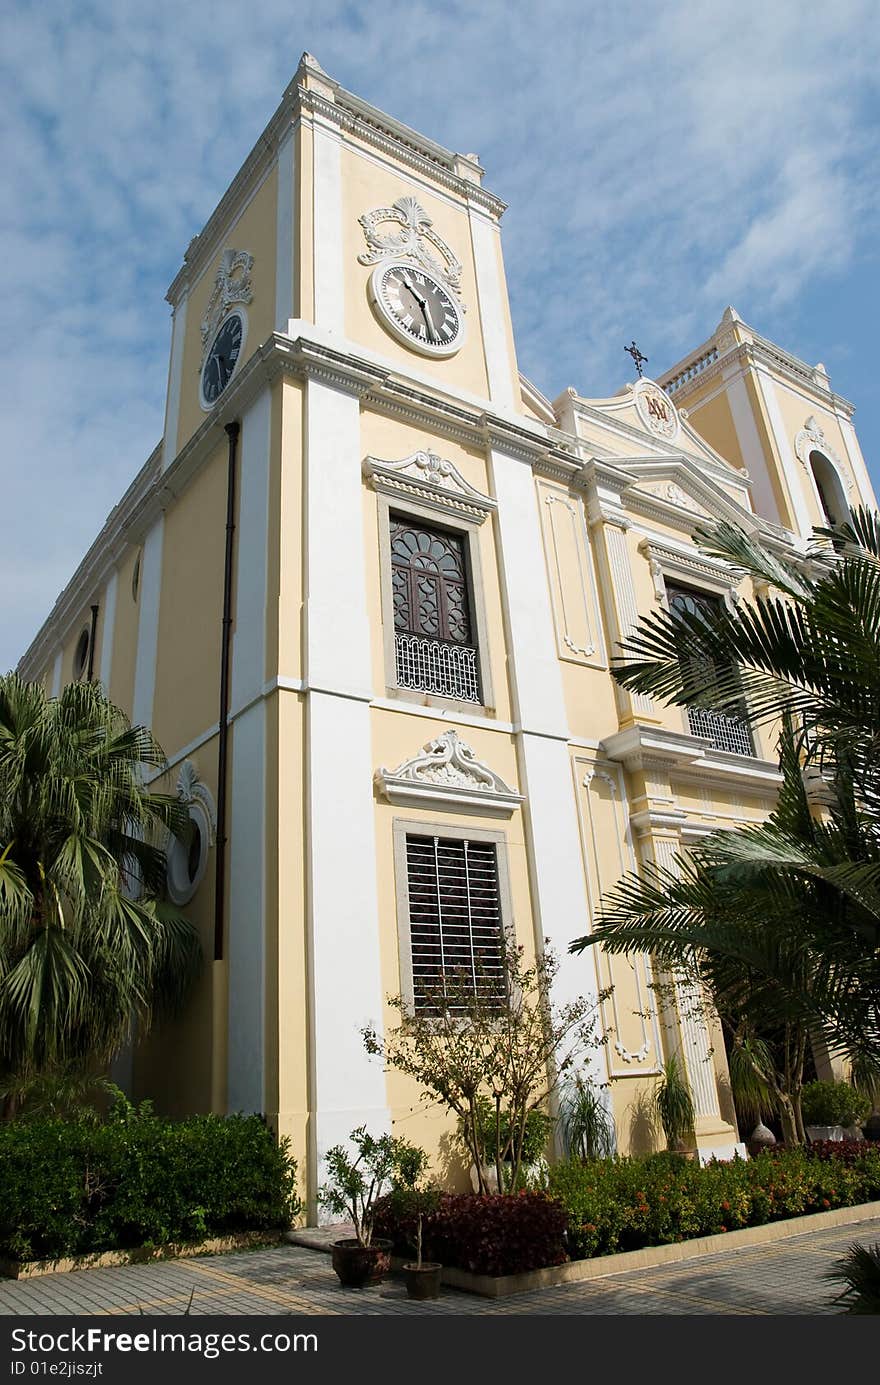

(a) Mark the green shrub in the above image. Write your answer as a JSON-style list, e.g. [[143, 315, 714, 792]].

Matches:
[[0, 1106, 301, 1263], [539, 1144, 880, 1260], [801, 1081, 871, 1128]]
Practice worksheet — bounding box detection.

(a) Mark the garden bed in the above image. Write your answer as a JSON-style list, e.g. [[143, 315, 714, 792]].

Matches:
[[0, 1230, 287, 1281], [359, 1143, 880, 1294], [290, 1200, 880, 1299]]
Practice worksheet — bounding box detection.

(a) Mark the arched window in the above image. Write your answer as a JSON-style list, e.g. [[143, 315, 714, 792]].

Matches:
[[390, 516, 480, 703], [809, 451, 848, 528]]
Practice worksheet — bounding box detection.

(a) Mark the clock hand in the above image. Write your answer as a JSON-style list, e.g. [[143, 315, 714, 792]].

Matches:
[[399, 274, 434, 339]]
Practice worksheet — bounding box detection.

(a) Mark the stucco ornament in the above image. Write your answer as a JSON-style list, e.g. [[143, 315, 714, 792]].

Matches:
[[363, 447, 495, 521], [794, 416, 850, 487], [200, 249, 254, 366], [176, 759, 217, 840], [375, 731, 523, 815], [358, 196, 463, 297], [634, 379, 680, 441]]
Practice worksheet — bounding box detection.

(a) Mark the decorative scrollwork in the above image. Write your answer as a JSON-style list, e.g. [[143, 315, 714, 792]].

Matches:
[[200, 249, 254, 365], [358, 196, 463, 296]]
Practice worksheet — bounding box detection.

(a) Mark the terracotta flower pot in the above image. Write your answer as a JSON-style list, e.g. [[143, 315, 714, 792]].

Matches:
[[331, 1238, 393, 1288], [403, 1262, 442, 1300]]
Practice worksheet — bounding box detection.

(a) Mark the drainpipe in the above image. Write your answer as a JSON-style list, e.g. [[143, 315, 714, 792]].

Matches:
[[214, 420, 240, 961], [87, 604, 99, 682]]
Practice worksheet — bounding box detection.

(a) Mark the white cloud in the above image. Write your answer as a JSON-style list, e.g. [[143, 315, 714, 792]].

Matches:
[[3, 0, 879, 668]]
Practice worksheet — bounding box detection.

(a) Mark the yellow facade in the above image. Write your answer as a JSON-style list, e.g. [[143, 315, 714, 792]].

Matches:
[[18, 54, 877, 1218]]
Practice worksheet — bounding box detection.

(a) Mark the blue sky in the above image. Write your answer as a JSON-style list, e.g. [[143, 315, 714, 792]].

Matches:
[[3, 0, 879, 671]]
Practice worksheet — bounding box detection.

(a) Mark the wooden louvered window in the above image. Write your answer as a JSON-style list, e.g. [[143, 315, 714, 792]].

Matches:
[[404, 833, 507, 1013]]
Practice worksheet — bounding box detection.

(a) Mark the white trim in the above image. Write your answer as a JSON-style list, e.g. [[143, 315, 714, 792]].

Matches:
[[227, 702, 266, 1113], [99, 572, 117, 690], [275, 128, 296, 332], [312, 116, 345, 333], [469, 209, 514, 408], [306, 691, 392, 1189], [518, 733, 610, 1096], [370, 696, 514, 734], [490, 447, 568, 737], [230, 391, 271, 712], [754, 369, 812, 539], [132, 519, 163, 729], [162, 294, 187, 469], [723, 367, 781, 526], [50, 650, 62, 698], [837, 413, 877, 507], [304, 379, 372, 698]]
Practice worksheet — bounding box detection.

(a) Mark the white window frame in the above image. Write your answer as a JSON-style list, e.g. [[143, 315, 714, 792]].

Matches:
[[365, 448, 498, 714]]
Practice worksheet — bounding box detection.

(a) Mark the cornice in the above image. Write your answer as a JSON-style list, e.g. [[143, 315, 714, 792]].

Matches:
[[637, 535, 743, 590], [166, 107, 295, 306], [363, 447, 496, 525], [602, 723, 782, 792], [661, 338, 854, 418], [167, 65, 506, 304], [18, 443, 164, 678]]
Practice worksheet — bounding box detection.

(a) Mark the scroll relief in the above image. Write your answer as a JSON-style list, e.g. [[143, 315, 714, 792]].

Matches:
[[358, 195, 463, 300]]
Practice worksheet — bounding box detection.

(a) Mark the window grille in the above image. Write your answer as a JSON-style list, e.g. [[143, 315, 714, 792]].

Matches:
[[404, 834, 506, 1013], [391, 517, 481, 703], [666, 584, 754, 757]]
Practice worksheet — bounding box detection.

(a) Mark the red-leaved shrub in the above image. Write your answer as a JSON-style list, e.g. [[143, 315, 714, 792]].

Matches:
[[373, 1190, 568, 1277]]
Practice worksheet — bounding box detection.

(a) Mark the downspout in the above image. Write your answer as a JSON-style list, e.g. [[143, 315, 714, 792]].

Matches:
[[214, 420, 240, 961], [87, 604, 99, 681]]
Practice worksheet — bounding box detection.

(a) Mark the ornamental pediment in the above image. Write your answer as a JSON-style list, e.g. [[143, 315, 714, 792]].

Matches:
[[363, 448, 495, 524], [622, 458, 755, 533], [631, 477, 712, 518], [375, 730, 523, 816]]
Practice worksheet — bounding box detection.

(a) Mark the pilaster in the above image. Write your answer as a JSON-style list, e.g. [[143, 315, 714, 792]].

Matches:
[[302, 375, 390, 1219]]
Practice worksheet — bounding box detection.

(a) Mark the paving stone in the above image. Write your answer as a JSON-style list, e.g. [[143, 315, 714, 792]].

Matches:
[[0, 1216, 877, 1316]]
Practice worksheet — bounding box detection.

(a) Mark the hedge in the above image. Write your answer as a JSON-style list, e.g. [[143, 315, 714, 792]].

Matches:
[[542, 1144, 880, 1259], [0, 1108, 301, 1263], [374, 1144, 880, 1275]]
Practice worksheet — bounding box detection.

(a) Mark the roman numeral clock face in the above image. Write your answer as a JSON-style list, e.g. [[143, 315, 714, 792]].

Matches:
[[199, 311, 245, 409], [370, 264, 464, 357]]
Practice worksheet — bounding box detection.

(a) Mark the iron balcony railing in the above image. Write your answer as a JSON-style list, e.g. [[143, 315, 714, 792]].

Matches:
[[686, 704, 754, 757], [395, 632, 480, 704]]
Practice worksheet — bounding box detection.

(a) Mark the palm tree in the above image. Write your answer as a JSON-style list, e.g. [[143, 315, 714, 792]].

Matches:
[[570, 511, 880, 1109], [0, 673, 202, 1090]]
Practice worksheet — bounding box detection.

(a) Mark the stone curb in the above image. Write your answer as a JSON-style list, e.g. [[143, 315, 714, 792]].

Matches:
[[0, 1230, 286, 1281], [288, 1200, 880, 1299]]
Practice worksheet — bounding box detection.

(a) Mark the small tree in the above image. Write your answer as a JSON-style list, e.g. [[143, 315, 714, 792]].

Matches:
[[318, 1126, 427, 1246], [363, 944, 607, 1195]]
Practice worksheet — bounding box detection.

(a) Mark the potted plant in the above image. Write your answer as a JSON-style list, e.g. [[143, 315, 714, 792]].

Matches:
[[319, 1126, 426, 1289], [654, 1055, 696, 1153], [802, 1081, 870, 1143], [403, 1213, 442, 1301]]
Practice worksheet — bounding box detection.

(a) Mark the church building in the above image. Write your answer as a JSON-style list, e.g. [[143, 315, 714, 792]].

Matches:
[[18, 54, 876, 1217]]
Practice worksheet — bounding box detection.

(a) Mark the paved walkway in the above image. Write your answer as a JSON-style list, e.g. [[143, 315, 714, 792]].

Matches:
[[1, 1216, 877, 1316]]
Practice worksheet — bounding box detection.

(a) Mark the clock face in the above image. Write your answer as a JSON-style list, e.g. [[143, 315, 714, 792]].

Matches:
[[370, 263, 464, 357], [200, 311, 245, 407]]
